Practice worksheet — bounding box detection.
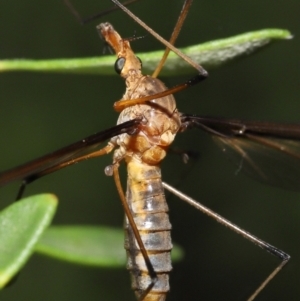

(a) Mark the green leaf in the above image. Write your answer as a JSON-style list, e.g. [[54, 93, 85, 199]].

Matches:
[[0, 29, 291, 76], [0, 194, 57, 289], [35, 225, 184, 267]]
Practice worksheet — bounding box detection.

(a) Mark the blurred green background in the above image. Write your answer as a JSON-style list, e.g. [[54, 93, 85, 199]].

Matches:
[[0, 0, 300, 300]]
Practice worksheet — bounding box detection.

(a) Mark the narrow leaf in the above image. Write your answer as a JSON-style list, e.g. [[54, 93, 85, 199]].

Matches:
[[35, 225, 184, 267], [0, 194, 57, 289], [0, 29, 291, 76]]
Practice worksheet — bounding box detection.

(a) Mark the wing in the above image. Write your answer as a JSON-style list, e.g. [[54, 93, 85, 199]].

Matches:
[[0, 119, 140, 186], [181, 114, 300, 191]]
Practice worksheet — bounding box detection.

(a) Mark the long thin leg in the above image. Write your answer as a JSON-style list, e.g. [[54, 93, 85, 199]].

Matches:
[[110, 0, 207, 75], [112, 164, 158, 300], [152, 0, 193, 78], [162, 181, 290, 301], [113, 73, 207, 111]]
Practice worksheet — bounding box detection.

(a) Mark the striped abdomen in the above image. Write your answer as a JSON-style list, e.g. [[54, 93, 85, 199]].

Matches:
[[124, 161, 172, 301]]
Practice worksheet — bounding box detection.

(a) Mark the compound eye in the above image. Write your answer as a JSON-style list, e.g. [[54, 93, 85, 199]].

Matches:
[[114, 57, 126, 74]]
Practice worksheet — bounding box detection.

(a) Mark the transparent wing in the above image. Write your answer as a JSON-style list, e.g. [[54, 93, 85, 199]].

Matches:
[[182, 114, 300, 190], [213, 135, 300, 190]]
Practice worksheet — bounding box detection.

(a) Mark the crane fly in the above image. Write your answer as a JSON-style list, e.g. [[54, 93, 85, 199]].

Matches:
[[1, 0, 300, 300]]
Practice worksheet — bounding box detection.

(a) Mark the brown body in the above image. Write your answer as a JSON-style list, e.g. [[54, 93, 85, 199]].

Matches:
[[120, 78, 180, 301], [99, 23, 181, 300]]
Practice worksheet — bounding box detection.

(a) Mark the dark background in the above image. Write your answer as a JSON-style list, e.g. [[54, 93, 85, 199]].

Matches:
[[0, 0, 300, 300]]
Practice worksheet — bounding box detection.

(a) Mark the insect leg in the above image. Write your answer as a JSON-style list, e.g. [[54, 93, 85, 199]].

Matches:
[[113, 73, 207, 112], [152, 0, 193, 78], [110, 0, 207, 75], [113, 163, 158, 300], [162, 181, 290, 301]]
